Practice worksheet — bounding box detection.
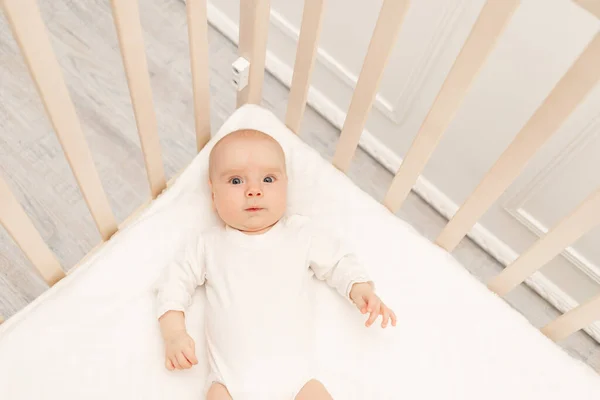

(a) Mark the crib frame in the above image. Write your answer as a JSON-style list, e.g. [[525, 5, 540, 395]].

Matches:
[[1, 0, 600, 343]]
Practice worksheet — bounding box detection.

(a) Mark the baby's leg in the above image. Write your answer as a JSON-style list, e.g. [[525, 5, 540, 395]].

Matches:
[[206, 382, 232, 400], [295, 379, 333, 400]]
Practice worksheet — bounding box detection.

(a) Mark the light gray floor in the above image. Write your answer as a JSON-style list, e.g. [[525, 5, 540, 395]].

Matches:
[[1, 0, 599, 372]]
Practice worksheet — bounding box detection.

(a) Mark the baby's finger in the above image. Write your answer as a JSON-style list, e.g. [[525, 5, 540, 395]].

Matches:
[[354, 297, 368, 314], [184, 346, 198, 365], [170, 356, 182, 370], [165, 358, 175, 371], [390, 309, 397, 326], [381, 304, 390, 328], [176, 352, 192, 369], [366, 302, 381, 327], [366, 295, 379, 312]]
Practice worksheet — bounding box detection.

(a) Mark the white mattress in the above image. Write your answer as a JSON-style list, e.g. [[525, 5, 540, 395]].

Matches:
[[1, 105, 599, 399]]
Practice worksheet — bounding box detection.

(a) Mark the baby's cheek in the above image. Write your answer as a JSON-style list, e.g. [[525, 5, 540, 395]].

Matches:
[[214, 196, 237, 220], [273, 188, 288, 208], [221, 197, 239, 214]]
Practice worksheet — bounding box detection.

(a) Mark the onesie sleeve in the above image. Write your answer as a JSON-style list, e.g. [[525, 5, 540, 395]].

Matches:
[[307, 223, 373, 301], [155, 234, 206, 319]]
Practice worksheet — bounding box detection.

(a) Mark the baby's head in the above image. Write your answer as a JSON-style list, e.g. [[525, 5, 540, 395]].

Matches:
[[208, 129, 288, 235]]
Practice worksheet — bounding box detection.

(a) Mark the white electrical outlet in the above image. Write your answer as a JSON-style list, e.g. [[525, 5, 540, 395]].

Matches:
[[232, 57, 250, 91]]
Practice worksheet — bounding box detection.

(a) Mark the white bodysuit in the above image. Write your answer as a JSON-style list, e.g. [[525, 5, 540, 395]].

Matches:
[[156, 214, 371, 399]]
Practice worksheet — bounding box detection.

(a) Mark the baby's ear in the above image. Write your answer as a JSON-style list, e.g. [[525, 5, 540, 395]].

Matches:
[[208, 179, 215, 204]]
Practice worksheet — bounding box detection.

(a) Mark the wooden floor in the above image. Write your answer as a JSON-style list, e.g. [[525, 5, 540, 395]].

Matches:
[[1, 0, 599, 372]]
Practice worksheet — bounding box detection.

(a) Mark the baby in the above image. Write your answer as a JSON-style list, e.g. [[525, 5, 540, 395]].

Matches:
[[156, 129, 396, 400]]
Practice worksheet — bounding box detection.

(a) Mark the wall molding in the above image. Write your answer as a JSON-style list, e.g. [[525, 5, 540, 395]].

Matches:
[[503, 112, 600, 209], [507, 207, 600, 285], [204, 0, 600, 344], [526, 272, 600, 342], [267, 8, 396, 118], [268, 1, 477, 125], [503, 113, 600, 284], [391, 0, 472, 125]]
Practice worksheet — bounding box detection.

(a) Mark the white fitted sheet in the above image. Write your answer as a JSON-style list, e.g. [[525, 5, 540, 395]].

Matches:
[[1, 105, 599, 399]]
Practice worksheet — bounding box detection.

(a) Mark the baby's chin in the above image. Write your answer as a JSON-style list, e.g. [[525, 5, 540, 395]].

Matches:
[[234, 215, 280, 233]]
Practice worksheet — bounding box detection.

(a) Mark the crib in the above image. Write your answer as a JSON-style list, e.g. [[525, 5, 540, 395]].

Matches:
[[1, 0, 600, 398]]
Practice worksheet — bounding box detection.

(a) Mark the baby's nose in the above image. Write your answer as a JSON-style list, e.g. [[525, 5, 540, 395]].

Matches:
[[245, 187, 263, 197]]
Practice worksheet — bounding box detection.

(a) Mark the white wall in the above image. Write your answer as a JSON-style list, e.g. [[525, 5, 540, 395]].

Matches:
[[204, 0, 600, 339]]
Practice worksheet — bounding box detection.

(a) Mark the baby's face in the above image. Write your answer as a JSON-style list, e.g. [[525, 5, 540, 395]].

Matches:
[[209, 132, 288, 234]]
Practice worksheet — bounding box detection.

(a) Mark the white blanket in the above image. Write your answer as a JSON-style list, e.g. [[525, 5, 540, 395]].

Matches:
[[1, 105, 599, 399]]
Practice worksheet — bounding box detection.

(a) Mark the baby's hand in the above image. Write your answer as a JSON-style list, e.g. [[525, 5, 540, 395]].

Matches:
[[349, 282, 397, 328], [163, 330, 198, 370]]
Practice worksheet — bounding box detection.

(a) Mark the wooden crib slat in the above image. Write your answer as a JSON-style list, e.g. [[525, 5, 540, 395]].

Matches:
[[574, 0, 600, 19], [487, 187, 600, 297], [237, 0, 254, 106], [332, 0, 410, 172], [0, 175, 65, 286], [186, 0, 212, 152], [436, 33, 600, 252], [110, 0, 166, 199], [237, 0, 270, 108], [66, 168, 185, 277], [382, 0, 519, 213], [285, 0, 325, 134], [542, 293, 600, 342], [110, 0, 166, 198], [3, 0, 118, 241]]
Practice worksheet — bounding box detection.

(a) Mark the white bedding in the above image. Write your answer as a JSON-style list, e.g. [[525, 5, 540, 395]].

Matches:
[[1, 105, 599, 399]]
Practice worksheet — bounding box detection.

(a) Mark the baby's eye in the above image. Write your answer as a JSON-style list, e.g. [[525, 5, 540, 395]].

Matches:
[[230, 177, 242, 185], [263, 176, 275, 183]]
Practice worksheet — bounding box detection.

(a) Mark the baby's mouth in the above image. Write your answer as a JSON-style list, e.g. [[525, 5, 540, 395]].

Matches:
[[245, 207, 264, 212]]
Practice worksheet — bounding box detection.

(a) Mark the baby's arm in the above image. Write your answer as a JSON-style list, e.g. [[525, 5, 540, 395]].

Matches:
[[156, 235, 206, 370], [307, 224, 396, 328], [307, 225, 372, 300]]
